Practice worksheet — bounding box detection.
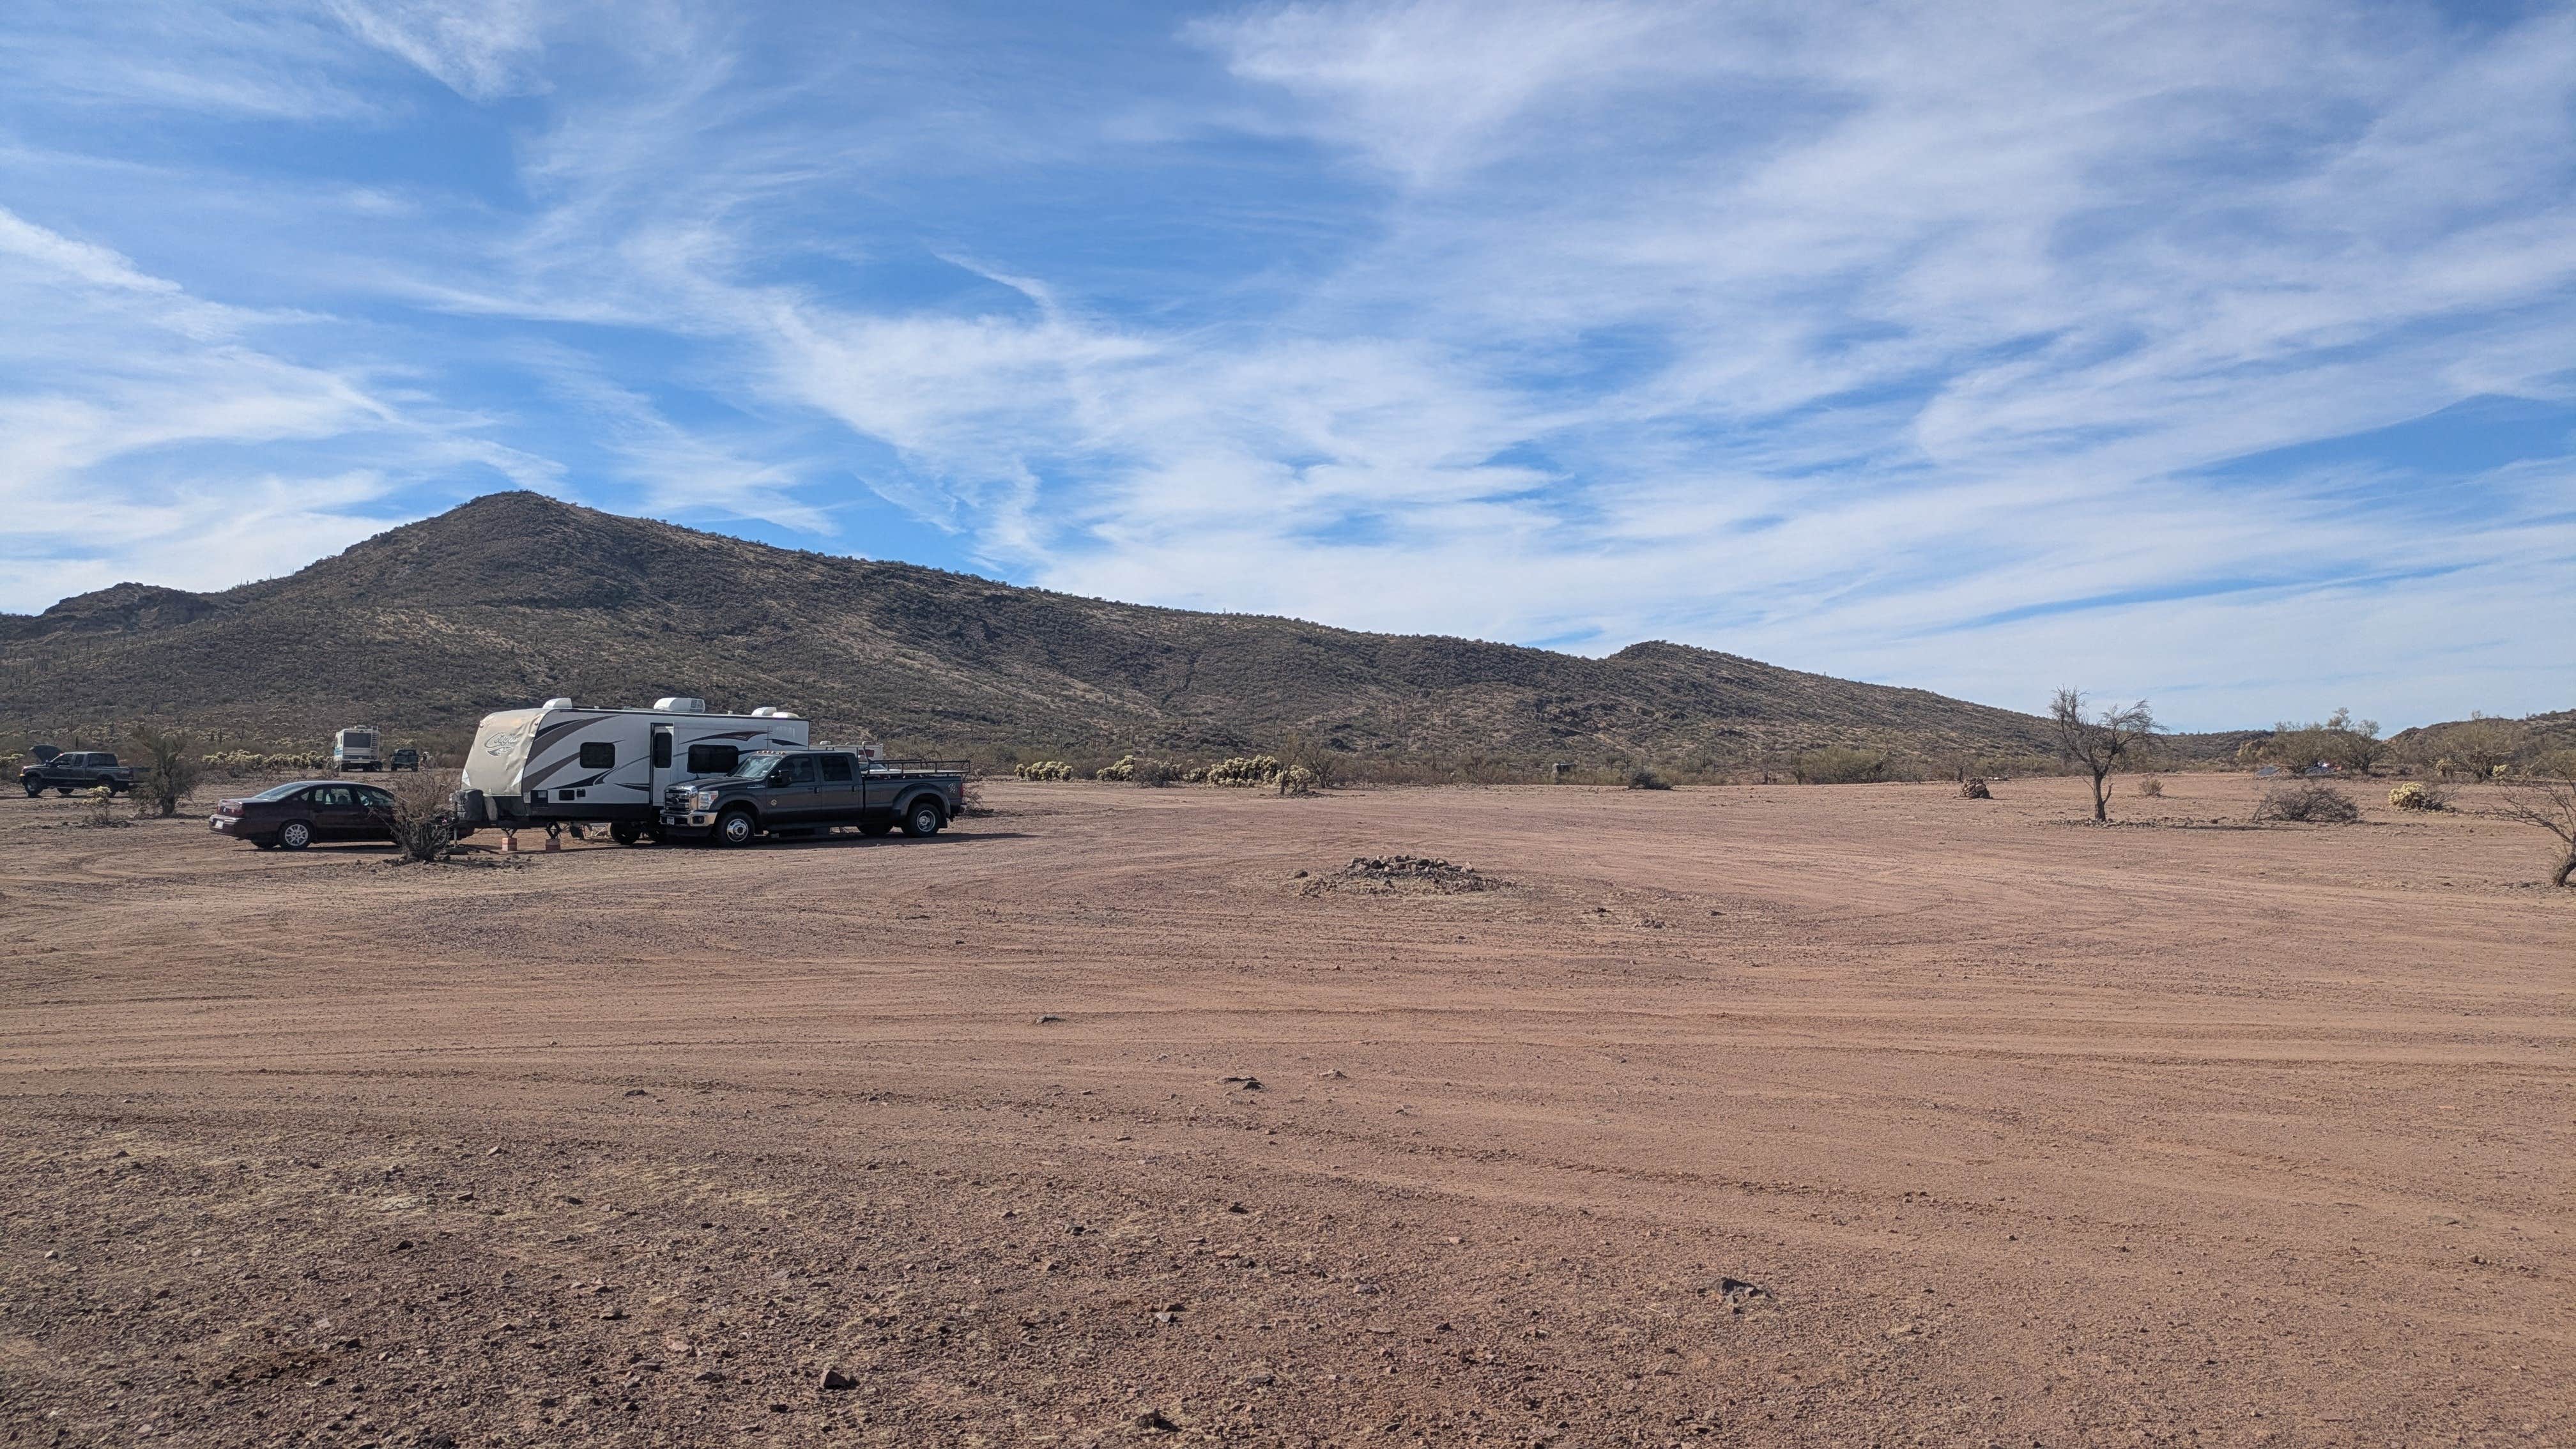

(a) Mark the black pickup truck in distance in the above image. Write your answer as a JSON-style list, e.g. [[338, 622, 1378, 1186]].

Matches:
[[22, 752, 139, 797], [659, 750, 968, 847]]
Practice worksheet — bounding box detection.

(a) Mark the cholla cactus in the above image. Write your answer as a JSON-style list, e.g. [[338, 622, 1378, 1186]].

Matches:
[[1202, 755, 1285, 788], [1276, 763, 1321, 796], [1093, 755, 1137, 782], [1013, 760, 1075, 781]]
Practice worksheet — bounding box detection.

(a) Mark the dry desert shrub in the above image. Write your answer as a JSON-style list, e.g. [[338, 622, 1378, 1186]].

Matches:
[[1959, 778, 1992, 800], [2489, 776, 2576, 887], [2388, 781, 2449, 811], [79, 784, 128, 829], [1626, 767, 1672, 790], [2136, 775, 2165, 798], [2253, 779, 2361, 825], [375, 769, 469, 862], [1793, 747, 1888, 784]]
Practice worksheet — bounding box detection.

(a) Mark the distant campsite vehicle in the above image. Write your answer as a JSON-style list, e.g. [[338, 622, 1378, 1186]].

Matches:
[[333, 726, 384, 772], [388, 747, 422, 772], [22, 751, 137, 797], [452, 696, 812, 842], [208, 779, 440, 850]]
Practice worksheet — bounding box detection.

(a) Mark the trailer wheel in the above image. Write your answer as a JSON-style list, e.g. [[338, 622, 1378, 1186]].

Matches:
[[610, 821, 643, 847], [900, 799, 945, 838], [277, 820, 314, 852], [713, 808, 758, 848]]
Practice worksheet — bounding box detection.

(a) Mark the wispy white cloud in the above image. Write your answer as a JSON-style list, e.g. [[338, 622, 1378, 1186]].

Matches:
[[323, 0, 549, 101], [1, 1, 2570, 728]]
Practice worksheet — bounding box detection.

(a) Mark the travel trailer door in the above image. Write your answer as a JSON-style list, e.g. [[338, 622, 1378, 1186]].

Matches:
[[650, 724, 675, 813]]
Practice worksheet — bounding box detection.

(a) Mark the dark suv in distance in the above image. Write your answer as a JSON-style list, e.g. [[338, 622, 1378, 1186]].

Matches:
[[388, 748, 423, 771], [208, 779, 451, 851]]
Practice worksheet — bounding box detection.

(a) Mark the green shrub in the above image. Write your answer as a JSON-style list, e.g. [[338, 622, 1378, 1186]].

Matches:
[[130, 724, 203, 818]]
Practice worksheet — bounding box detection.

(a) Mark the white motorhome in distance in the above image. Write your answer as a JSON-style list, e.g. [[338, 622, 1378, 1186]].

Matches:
[[332, 725, 383, 772], [454, 696, 809, 841]]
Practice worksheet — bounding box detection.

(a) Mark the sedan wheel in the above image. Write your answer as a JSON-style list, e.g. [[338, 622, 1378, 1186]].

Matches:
[[277, 820, 314, 851]]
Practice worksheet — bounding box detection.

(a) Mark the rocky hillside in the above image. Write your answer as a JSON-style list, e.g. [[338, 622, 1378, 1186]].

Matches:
[[4, 492, 2105, 767]]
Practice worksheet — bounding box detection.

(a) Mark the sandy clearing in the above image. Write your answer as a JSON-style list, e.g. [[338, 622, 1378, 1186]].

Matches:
[[1, 772, 2568, 1447]]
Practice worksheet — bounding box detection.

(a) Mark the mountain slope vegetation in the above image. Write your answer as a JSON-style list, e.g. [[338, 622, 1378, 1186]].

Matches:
[[6, 492, 2128, 767]]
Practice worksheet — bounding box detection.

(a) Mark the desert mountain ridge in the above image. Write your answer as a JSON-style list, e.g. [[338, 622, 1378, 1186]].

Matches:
[[6, 491, 2255, 766]]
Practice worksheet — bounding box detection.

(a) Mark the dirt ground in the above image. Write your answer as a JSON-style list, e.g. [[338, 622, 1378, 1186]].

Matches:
[[1, 774, 2568, 1448]]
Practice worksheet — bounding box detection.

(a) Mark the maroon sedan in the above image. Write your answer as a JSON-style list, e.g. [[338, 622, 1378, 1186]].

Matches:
[[209, 780, 400, 850]]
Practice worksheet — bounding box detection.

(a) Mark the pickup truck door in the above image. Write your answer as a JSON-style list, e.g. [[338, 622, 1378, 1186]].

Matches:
[[765, 753, 822, 824], [816, 753, 860, 823]]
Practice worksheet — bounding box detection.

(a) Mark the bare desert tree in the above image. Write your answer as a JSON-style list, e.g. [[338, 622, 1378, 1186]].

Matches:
[[2050, 689, 2156, 824], [2492, 776, 2576, 887]]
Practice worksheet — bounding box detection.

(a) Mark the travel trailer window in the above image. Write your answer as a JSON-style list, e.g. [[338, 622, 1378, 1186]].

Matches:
[[579, 742, 616, 769], [687, 744, 740, 775]]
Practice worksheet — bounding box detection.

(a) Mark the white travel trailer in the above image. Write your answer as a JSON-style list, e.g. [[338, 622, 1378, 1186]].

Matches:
[[454, 696, 809, 838]]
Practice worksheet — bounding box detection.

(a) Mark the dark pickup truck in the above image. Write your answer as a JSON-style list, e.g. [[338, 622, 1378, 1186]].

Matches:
[[659, 750, 968, 847], [22, 751, 138, 797]]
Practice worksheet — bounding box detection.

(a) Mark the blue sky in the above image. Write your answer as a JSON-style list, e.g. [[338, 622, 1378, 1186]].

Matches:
[[2, 0, 2571, 730]]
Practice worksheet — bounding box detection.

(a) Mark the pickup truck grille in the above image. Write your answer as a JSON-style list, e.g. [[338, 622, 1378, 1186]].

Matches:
[[663, 785, 696, 809]]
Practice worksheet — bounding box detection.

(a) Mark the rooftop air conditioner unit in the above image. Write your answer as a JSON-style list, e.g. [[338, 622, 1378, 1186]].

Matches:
[[654, 696, 709, 713], [749, 707, 778, 717], [542, 696, 574, 709]]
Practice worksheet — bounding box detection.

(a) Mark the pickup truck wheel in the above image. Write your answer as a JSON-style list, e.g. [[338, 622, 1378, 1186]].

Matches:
[[277, 820, 314, 851], [900, 799, 945, 838], [21, 780, 39, 797], [610, 821, 643, 847], [713, 808, 758, 848]]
